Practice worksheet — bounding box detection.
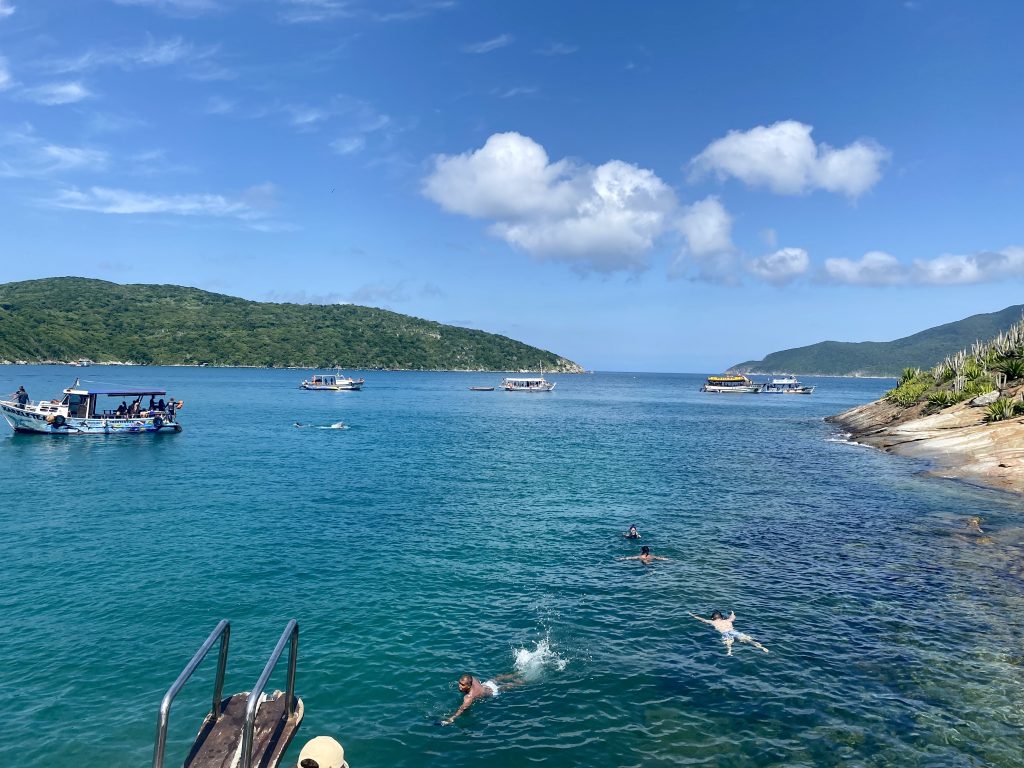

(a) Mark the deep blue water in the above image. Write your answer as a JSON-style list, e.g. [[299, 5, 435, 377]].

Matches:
[[2, 367, 1023, 767]]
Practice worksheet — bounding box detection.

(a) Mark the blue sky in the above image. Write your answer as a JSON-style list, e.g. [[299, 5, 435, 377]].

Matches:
[[1, 0, 1023, 371]]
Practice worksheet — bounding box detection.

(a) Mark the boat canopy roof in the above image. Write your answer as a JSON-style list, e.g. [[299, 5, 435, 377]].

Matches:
[[706, 375, 749, 382], [66, 388, 167, 396], [503, 377, 547, 381]]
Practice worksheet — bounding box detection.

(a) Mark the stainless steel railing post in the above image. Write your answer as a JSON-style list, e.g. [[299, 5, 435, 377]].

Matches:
[[152, 620, 231, 768], [239, 620, 299, 768]]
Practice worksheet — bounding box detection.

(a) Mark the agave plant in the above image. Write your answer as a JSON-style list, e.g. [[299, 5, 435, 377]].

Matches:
[[985, 397, 1024, 423], [926, 390, 955, 408], [899, 367, 921, 385], [993, 355, 1024, 382]]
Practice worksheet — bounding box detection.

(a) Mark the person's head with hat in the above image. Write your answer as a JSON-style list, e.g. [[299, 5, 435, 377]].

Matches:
[[297, 736, 348, 768]]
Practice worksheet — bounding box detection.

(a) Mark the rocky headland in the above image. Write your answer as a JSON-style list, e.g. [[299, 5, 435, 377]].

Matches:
[[828, 384, 1024, 495]]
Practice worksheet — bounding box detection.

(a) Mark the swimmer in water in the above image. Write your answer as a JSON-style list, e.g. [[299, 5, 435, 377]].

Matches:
[[618, 545, 667, 564], [623, 525, 641, 539], [442, 673, 522, 725], [966, 516, 984, 534], [690, 610, 769, 656]]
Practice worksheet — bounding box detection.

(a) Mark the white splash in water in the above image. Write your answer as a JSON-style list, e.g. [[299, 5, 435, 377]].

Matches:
[[512, 638, 567, 682]]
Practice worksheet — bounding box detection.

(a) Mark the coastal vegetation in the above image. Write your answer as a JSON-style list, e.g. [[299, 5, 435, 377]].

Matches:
[[731, 304, 1024, 376], [882, 315, 1024, 417], [0, 277, 583, 371]]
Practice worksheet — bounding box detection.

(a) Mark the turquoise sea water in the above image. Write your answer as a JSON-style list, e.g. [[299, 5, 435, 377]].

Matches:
[[2, 367, 1023, 767]]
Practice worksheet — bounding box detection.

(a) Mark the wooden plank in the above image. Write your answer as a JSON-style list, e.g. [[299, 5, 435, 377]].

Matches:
[[184, 692, 303, 768]]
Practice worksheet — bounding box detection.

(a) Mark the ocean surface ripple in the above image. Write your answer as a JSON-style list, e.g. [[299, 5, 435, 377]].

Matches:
[[1, 368, 1022, 767]]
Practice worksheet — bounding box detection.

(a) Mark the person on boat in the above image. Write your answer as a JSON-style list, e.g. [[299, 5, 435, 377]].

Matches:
[[157, 397, 166, 411], [441, 673, 522, 725], [116, 401, 128, 417], [167, 398, 176, 418], [690, 610, 769, 656], [618, 545, 667, 564], [13, 385, 29, 406], [148, 395, 156, 411], [623, 525, 641, 539]]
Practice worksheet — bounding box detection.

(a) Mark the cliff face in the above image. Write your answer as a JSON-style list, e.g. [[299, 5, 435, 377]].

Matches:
[[828, 387, 1024, 496]]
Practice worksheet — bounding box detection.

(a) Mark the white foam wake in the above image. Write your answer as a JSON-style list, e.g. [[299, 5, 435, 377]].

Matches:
[[512, 638, 567, 681]]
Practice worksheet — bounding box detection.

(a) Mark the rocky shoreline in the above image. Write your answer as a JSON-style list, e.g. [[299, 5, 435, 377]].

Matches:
[[827, 385, 1024, 496]]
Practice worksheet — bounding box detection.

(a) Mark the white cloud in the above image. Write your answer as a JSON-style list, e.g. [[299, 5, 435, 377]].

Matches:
[[495, 86, 538, 99], [823, 250, 906, 285], [23, 81, 92, 105], [462, 34, 514, 54], [824, 247, 1024, 286], [45, 36, 229, 80], [913, 247, 1024, 285], [51, 185, 276, 223], [535, 42, 578, 56], [0, 1, 14, 18], [279, 0, 354, 23], [0, 56, 12, 90], [748, 247, 809, 285], [670, 196, 736, 281], [423, 132, 677, 273], [111, 0, 220, 14], [690, 120, 889, 198], [0, 127, 109, 177], [331, 136, 365, 154]]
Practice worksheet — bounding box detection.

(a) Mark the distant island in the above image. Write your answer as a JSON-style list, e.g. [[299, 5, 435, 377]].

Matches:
[[828, 315, 1024, 496], [0, 277, 584, 372], [730, 304, 1024, 377]]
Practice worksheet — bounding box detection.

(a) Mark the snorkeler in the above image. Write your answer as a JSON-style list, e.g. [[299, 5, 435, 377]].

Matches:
[[442, 673, 522, 725], [618, 545, 667, 564], [966, 516, 984, 534], [690, 610, 769, 656], [623, 525, 641, 539]]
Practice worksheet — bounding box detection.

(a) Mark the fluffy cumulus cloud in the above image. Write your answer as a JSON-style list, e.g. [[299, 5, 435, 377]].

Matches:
[[670, 196, 737, 281], [690, 120, 889, 198], [423, 132, 677, 272], [748, 247, 809, 285], [913, 246, 1024, 285], [823, 250, 904, 285], [823, 247, 1024, 286]]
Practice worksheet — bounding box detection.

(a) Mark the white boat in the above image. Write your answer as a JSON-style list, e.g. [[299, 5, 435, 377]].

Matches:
[[759, 374, 814, 394], [502, 376, 555, 392], [0, 379, 183, 435], [701, 374, 759, 393], [300, 371, 364, 391], [77, 358, 92, 367]]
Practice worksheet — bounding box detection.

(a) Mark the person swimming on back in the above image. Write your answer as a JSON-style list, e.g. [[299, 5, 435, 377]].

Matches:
[[441, 673, 522, 725], [618, 545, 667, 565], [623, 525, 641, 539], [690, 610, 769, 656]]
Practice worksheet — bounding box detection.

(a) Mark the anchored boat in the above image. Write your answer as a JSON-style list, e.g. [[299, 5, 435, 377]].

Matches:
[[759, 374, 815, 394], [0, 379, 183, 434], [502, 376, 556, 392], [300, 371, 365, 391], [701, 374, 759, 393]]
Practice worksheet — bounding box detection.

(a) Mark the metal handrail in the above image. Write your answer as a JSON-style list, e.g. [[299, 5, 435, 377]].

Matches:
[[239, 620, 299, 768], [152, 620, 231, 768]]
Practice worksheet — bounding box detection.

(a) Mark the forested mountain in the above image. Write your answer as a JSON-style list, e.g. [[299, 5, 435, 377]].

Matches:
[[730, 304, 1024, 376], [0, 278, 583, 371]]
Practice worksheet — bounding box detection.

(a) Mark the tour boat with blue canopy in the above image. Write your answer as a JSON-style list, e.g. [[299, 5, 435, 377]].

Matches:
[[0, 379, 183, 434]]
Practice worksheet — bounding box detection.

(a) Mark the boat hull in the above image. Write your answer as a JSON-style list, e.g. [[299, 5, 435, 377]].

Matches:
[[0, 403, 181, 435], [701, 385, 759, 393], [300, 383, 363, 391]]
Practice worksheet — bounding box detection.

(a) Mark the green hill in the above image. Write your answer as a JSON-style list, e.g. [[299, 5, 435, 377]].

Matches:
[[0, 277, 583, 371], [730, 304, 1024, 377]]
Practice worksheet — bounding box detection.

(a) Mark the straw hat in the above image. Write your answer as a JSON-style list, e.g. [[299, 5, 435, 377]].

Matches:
[[297, 736, 348, 768]]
